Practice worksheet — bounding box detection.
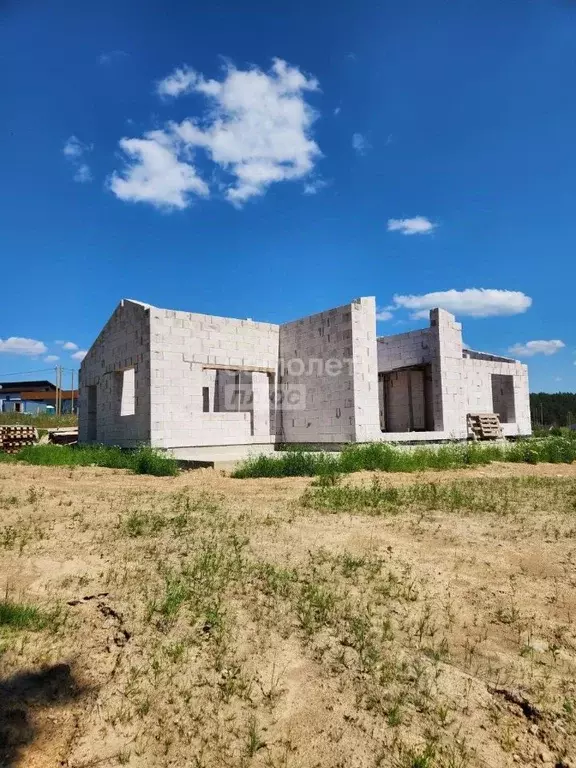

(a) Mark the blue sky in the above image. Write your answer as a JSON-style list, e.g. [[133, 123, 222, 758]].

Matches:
[[1, 0, 575, 392]]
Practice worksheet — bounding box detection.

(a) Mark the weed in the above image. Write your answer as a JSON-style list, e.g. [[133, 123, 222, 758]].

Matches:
[[404, 744, 436, 768], [246, 717, 266, 756], [258, 662, 286, 706], [387, 700, 404, 726], [158, 574, 189, 621], [296, 582, 337, 634]]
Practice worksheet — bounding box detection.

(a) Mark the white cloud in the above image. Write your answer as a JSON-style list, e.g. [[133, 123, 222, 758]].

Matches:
[[334, 107, 341, 116], [44, 355, 60, 363], [71, 350, 88, 362], [63, 136, 93, 183], [387, 216, 437, 236], [109, 131, 209, 210], [112, 58, 321, 208], [0, 337, 47, 356], [63, 136, 85, 159], [376, 308, 394, 321], [73, 164, 92, 183], [61, 341, 78, 351], [156, 65, 198, 98], [393, 288, 533, 319], [303, 178, 328, 195], [352, 133, 370, 154], [508, 340, 565, 358], [99, 50, 128, 65]]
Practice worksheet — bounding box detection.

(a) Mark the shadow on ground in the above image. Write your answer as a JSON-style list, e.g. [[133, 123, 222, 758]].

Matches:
[[0, 663, 84, 767]]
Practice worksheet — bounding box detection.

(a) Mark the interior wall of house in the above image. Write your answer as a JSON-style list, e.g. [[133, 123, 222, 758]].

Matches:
[[381, 369, 427, 432], [78, 300, 151, 447], [377, 328, 432, 372], [491, 374, 516, 424], [376, 319, 445, 433]]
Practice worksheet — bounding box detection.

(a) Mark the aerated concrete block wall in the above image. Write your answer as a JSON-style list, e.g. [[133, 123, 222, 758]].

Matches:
[[78, 300, 151, 447], [462, 358, 531, 436], [148, 307, 279, 449], [377, 328, 433, 372], [278, 303, 355, 443], [278, 297, 380, 443], [350, 297, 381, 441], [430, 308, 467, 437]]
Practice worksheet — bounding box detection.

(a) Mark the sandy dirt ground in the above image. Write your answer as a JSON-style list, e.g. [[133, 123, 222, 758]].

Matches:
[[0, 461, 575, 768]]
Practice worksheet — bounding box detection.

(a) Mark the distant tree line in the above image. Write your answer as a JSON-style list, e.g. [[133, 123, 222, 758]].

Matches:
[[530, 392, 576, 427]]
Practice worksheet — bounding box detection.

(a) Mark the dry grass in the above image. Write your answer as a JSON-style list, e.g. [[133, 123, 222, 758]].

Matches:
[[0, 461, 575, 768]]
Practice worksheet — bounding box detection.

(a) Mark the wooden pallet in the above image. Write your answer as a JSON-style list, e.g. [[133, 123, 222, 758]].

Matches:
[[467, 413, 503, 441], [0, 425, 38, 453]]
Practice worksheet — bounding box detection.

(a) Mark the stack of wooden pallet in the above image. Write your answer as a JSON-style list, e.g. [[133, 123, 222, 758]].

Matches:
[[0, 425, 38, 453], [48, 427, 78, 446], [467, 413, 503, 441]]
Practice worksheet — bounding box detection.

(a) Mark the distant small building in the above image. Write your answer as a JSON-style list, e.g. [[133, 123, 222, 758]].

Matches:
[[0, 381, 78, 414]]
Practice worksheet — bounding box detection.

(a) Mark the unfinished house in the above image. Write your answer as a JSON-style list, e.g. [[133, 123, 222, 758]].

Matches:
[[78, 297, 531, 456]]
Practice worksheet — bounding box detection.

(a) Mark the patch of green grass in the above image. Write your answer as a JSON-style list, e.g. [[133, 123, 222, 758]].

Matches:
[[148, 532, 248, 628], [131, 446, 179, 476], [0, 412, 77, 428], [301, 475, 576, 516], [0, 519, 45, 553], [122, 492, 220, 537], [124, 510, 166, 537], [537, 426, 576, 440], [0, 599, 55, 631], [0, 444, 178, 476], [505, 436, 576, 464], [233, 449, 339, 478], [232, 437, 576, 478], [296, 581, 337, 634]]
